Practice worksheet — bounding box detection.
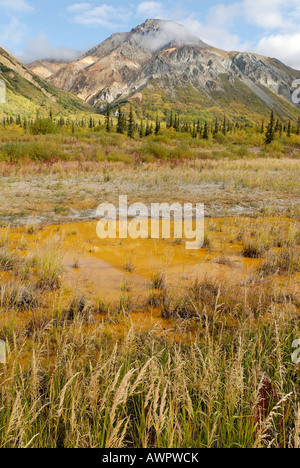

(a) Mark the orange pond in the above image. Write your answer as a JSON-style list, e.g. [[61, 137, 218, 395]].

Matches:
[[7, 219, 261, 302], [2, 218, 300, 342]]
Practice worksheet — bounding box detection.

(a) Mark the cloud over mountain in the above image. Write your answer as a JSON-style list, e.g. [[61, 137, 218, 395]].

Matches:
[[18, 34, 83, 64]]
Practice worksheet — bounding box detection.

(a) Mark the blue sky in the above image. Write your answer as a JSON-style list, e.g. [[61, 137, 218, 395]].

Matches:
[[0, 0, 300, 69]]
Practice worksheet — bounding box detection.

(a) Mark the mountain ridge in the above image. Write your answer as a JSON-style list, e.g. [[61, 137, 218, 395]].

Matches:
[[12, 19, 300, 122]]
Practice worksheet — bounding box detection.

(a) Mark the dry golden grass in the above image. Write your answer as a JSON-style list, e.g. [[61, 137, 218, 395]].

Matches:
[[0, 220, 299, 447], [0, 294, 299, 448]]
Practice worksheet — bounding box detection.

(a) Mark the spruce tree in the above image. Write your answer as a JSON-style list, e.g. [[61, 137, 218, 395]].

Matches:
[[105, 103, 111, 133], [155, 116, 160, 136], [287, 120, 291, 137], [168, 111, 173, 129], [192, 123, 197, 139], [222, 115, 227, 135], [145, 121, 150, 137], [117, 106, 124, 134], [139, 121, 145, 138], [202, 121, 209, 140], [127, 106, 135, 139], [174, 114, 180, 132], [213, 118, 218, 138], [265, 110, 275, 144]]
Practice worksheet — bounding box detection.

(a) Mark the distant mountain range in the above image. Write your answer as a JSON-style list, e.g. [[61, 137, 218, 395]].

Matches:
[[1, 19, 300, 122], [27, 19, 300, 122]]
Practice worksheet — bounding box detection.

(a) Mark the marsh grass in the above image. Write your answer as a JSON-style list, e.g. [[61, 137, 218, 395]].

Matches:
[[123, 260, 135, 273], [259, 248, 300, 276], [121, 281, 131, 293], [243, 240, 271, 258], [203, 231, 212, 249], [26, 225, 38, 235], [35, 240, 64, 290], [0, 281, 38, 311], [57, 295, 92, 324], [0, 249, 18, 271], [151, 272, 167, 291], [0, 227, 9, 248], [160, 278, 236, 320], [0, 305, 299, 448], [72, 258, 80, 269], [242, 229, 274, 258], [159, 276, 297, 321], [95, 297, 110, 315]]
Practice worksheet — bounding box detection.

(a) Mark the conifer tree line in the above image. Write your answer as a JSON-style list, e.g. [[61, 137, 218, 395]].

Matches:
[[165, 110, 300, 142], [1, 105, 300, 142], [264, 110, 299, 144]]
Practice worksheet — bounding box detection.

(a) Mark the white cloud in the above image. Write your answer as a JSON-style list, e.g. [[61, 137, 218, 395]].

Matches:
[[67, 3, 93, 14], [136, 1, 249, 51], [256, 33, 300, 70], [137, 2, 164, 18], [181, 18, 248, 52], [239, 0, 300, 68], [243, 0, 286, 29], [17, 33, 83, 64], [0, 0, 33, 12], [242, 0, 300, 30], [180, 1, 300, 68], [179, 3, 251, 52], [161, 2, 247, 50], [0, 0, 34, 51], [0, 16, 27, 47], [134, 20, 203, 52], [68, 3, 131, 28]]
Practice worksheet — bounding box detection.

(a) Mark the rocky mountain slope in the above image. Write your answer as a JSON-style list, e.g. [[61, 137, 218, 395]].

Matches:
[[26, 19, 300, 122], [28, 59, 69, 81], [0, 46, 92, 117]]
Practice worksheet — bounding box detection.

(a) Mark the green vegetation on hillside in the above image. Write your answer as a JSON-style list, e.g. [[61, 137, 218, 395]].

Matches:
[[0, 62, 94, 121], [113, 78, 300, 126]]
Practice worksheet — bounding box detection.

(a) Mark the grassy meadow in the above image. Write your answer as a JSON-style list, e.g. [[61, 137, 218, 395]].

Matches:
[[0, 119, 299, 448]]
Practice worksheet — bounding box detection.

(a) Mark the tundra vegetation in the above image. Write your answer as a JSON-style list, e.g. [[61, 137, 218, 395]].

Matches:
[[0, 109, 299, 448]]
